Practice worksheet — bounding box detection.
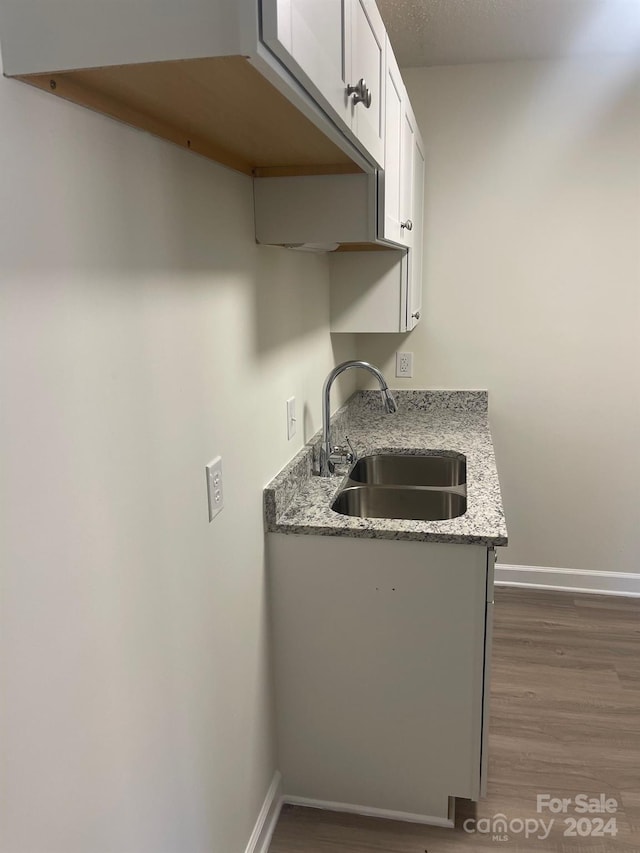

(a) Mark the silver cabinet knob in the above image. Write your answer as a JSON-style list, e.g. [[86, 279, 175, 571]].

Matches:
[[401, 219, 413, 231], [411, 311, 421, 320], [346, 78, 372, 108]]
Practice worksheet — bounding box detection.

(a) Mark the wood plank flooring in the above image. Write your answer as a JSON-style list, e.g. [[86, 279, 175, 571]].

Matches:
[[268, 587, 640, 852]]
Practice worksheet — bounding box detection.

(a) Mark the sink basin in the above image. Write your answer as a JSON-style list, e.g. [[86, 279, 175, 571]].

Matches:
[[331, 485, 467, 521], [349, 454, 466, 487]]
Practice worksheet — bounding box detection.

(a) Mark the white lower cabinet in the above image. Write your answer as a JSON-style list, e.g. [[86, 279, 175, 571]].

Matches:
[[268, 534, 494, 825]]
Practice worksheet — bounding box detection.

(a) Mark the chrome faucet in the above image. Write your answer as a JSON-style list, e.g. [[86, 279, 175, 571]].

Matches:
[[319, 360, 397, 477]]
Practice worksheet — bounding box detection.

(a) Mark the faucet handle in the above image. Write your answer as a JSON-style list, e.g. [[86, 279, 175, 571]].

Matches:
[[329, 440, 355, 469]]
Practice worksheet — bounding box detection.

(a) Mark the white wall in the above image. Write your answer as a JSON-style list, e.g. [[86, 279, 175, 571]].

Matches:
[[356, 59, 640, 575], [0, 70, 355, 852]]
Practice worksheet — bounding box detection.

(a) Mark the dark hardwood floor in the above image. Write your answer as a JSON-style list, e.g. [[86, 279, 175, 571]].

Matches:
[[268, 587, 640, 852]]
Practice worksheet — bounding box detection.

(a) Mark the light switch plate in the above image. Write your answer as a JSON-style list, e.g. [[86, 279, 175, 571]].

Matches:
[[286, 397, 297, 440]]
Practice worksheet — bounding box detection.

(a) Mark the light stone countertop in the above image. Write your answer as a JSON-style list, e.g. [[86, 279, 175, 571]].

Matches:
[[264, 390, 508, 546]]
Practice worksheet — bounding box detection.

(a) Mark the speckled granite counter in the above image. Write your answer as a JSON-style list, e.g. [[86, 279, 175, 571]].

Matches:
[[264, 390, 508, 546]]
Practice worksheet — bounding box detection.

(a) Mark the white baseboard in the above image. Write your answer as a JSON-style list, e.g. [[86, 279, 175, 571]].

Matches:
[[281, 794, 454, 829], [245, 771, 283, 853], [495, 564, 640, 598]]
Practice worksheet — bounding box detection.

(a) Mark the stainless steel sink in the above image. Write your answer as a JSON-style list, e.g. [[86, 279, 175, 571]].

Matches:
[[349, 453, 466, 487], [331, 485, 467, 521]]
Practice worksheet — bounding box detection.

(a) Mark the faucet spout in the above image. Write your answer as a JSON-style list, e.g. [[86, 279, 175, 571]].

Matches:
[[319, 360, 397, 477], [381, 387, 398, 414]]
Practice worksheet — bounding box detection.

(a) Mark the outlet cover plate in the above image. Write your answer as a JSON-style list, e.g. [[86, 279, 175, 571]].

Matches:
[[206, 456, 224, 522], [396, 351, 413, 378]]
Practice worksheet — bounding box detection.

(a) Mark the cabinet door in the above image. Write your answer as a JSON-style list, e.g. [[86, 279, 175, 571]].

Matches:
[[480, 549, 496, 797], [349, 0, 385, 168], [407, 119, 425, 330], [378, 38, 406, 245], [268, 534, 488, 820], [261, 0, 352, 129], [400, 102, 416, 240]]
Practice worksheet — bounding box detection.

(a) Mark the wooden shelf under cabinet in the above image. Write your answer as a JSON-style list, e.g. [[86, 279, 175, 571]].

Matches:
[[19, 55, 364, 179]]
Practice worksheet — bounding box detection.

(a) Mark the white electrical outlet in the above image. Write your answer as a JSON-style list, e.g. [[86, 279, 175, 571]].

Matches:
[[396, 351, 413, 378], [286, 396, 297, 440], [205, 456, 224, 522]]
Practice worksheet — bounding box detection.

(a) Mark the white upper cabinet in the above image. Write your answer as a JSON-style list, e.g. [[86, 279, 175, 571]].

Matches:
[[329, 250, 409, 333], [261, 0, 385, 167], [251, 24, 425, 335], [261, 0, 352, 129], [0, 0, 377, 177], [1, 0, 421, 331], [378, 36, 422, 253], [254, 30, 426, 333], [349, 0, 385, 167], [401, 105, 416, 238], [378, 38, 405, 245], [327, 97, 424, 333]]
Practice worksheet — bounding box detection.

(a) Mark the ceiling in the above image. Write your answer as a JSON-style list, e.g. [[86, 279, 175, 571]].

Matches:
[[376, 0, 640, 67]]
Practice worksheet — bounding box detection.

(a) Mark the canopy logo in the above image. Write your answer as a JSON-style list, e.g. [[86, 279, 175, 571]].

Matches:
[[463, 814, 553, 842]]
